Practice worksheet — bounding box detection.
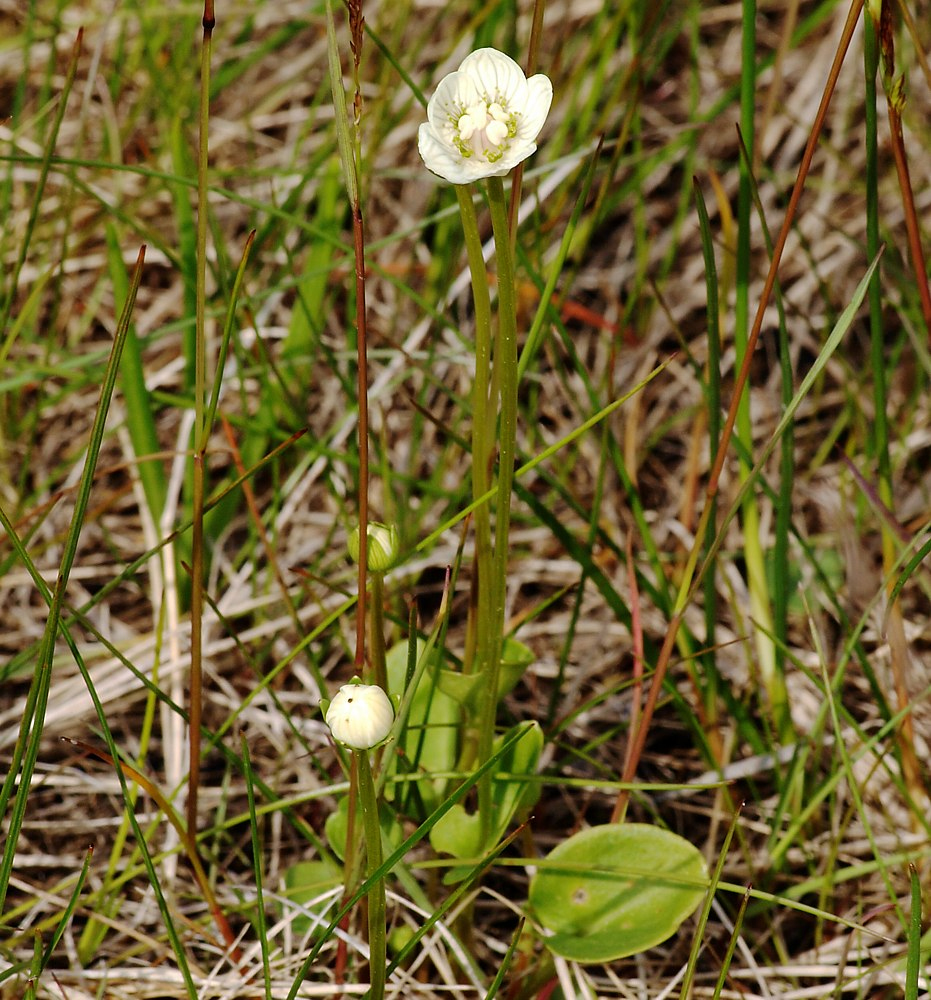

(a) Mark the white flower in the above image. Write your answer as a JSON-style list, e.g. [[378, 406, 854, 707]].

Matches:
[[418, 48, 553, 185], [325, 681, 394, 750]]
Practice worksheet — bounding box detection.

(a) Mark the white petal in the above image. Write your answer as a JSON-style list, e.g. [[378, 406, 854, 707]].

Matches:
[[418, 123, 476, 184], [496, 142, 537, 175], [516, 74, 553, 143], [459, 47, 527, 106], [427, 70, 478, 132]]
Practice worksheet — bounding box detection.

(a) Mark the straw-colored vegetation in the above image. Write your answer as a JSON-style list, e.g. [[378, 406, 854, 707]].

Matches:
[[2, 0, 930, 997]]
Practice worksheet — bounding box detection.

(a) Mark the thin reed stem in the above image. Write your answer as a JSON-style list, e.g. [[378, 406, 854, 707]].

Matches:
[[866, 3, 926, 810], [735, 0, 783, 738], [352, 197, 370, 674], [618, 0, 864, 801], [187, 0, 215, 838]]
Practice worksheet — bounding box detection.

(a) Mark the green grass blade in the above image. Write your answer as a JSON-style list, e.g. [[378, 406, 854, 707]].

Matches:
[[107, 222, 166, 523], [38, 846, 93, 974], [0, 246, 146, 914], [712, 886, 751, 1000], [517, 138, 602, 379], [679, 805, 742, 1000], [204, 229, 256, 433], [416, 358, 672, 555], [0, 30, 83, 349], [692, 248, 884, 606], [67, 656, 198, 996], [905, 863, 921, 1000], [483, 916, 525, 999], [693, 178, 722, 716], [243, 737, 273, 1000]]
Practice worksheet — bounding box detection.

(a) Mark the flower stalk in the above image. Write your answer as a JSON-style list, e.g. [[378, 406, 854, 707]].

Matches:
[[455, 184, 494, 692], [419, 47, 551, 847], [475, 174, 520, 843], [324, 681, 394, 999], [356, 750, 386, 1000]]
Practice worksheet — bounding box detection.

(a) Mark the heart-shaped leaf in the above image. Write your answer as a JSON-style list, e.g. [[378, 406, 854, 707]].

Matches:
[[434, 636, 534, 710], [324, 795, 403, 862], [430, 720, 542, 870]]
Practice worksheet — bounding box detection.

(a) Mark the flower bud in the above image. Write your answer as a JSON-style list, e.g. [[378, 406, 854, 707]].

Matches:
[[347, 522, 400, 572], [325, 681, 394, 750]]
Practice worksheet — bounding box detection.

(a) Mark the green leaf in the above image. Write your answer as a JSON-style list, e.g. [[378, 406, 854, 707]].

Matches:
[[282, 860, 343, 938], [430, 721, 543, 868], [324, 795, 403, 863], [429, 804, 482, 863], [385, 638, 459, 811], [529, 824, 707, 962], [434, 636, 534, 710]]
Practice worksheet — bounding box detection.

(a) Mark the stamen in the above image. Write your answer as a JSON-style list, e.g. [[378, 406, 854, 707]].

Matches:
[[485, 119, 509, 146], [457, 113, 476, 141]]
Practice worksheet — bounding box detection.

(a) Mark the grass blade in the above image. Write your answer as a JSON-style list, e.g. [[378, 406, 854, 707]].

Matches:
[[0, 29, 83, 351], [0, 245, 146, 914]]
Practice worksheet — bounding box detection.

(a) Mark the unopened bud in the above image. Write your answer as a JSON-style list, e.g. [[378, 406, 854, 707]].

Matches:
[[347, 522, 400, 572], [325, 680, 394, 750]]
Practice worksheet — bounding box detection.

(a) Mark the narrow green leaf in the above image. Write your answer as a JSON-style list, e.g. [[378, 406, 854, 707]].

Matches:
[[0, 30, 83, 346], [107, 223, 165, 523], [905, 864, 921, 1000], [0, 247, 146, 914], [324, 0, 359, 208]]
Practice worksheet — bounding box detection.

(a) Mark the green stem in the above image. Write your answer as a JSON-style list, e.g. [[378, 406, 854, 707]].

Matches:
[[188, 0, 215, 837], [370, 573, 388, 692], [863, 12, 891, 563], [456, 185, 494, 681], [736, 0, 784, 739], [455, 184, 496, 790], [356, 751, 386, 1000], [477, 175, 519, 845]]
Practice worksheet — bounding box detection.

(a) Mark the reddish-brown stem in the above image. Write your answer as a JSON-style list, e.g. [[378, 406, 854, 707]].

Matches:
[[352, 202, 370, 674], [187, 0, 216, 843], [187, 450, 205, 836], [617, 0, 864, 795], [507, 0, 546, 239], [613, 536, 644, 823], [64, 738, 242, 964], [885, 104, 931, 337]]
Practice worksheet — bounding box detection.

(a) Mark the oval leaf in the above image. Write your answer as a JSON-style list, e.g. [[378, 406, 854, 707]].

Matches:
[[528, 823, 707, 962]]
